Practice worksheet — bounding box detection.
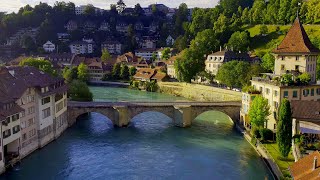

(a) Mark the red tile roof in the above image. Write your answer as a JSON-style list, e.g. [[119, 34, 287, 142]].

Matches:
[[291, 101, 320, 121], [273, 17, 320, 54], [289, 151, 320, 180]]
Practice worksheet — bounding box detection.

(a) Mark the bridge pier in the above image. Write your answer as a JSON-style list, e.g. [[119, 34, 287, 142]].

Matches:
[[174, 106, 192, 127], [113, 106, 129, 127]]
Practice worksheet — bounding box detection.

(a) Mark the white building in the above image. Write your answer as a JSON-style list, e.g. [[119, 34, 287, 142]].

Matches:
[[135, 49, 157, 60], [43, 41, 56, 52], [69, 41, 94, 54], [101, 40, 122, 55], [166, 35, 175, 46], [75, 5, 103, 15]]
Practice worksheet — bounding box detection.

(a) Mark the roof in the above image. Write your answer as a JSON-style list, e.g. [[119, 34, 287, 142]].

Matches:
[[273, 17, 320, 54], [207, 50, 251, 62], [289, 151, 320, 180], [292, 101, 320, 121], [133, 68, 155, 80]]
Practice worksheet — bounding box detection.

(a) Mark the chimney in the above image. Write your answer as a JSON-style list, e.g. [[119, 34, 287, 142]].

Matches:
[[9, 70, 15, 77], [220, 46, 222, 52], [314, 156, 318, 171]]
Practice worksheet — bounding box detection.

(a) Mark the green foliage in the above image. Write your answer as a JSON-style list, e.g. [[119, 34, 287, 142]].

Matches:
[[174, 3, 188, 37], [281, 74, 294, 85], [227, 31, 250, 52], [297, 72, 311, 85], [62, 67, 73, 83], [21, 36, 37, 53], [251, 126, 261, 139], [19, 58, 57, 76], [112, 63, 121, 79], [120, 65, 130, 80], [129, 66, 137, 77], [261, 52, 275, 72], [277, 99, 292, 158], [68, 80, 93, 101], [101, 49, 111, 62], [242, 85, 260, 94], [77, 63, 89, 82], [161, 48, 171, 60], [83, 4, 95, 17], [260, 25, 268, 35], [259, 128, 274, 141], [248, 95, 270, 128], [145, 81, 159, 92]]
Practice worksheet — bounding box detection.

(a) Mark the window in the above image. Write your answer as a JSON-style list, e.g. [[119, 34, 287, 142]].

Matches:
[[303, 89, 310, 97], [3, 129, 11, 138], [295, 65, 299, 71], [283, 91, 288, 98], [293, 91, 298, 98], [28, 118, 35, 127], [266, 88, 270, 95], [28, 106, 35, 114], [281, 65, 285, 70], [22, 133, 27, 141], [21, 111, 25, 118], [12, 114, 19, 121], [13, 125, 20, 134], [274, 90, 278, 97], [42, 97, 50, 105], [29, 129, 36, 138], [296, 56, 299, 61], [311, 89, 315, 96], [317, 88, 320, 95], [281, 56, 285, 60], [259, 87, 263, 93], [42, 108, 51, 119], [274, 101, 279, 109]]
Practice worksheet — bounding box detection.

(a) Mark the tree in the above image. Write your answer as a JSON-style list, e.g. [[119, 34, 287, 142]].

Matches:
[[227, 31, 250, 52], [101, 49, 111, 62], [150, 53, 158, 62], [297, 72, 311, 85], [134, 3, 143, 16], [19, 58, 57, 76], [21, 35, 37, 53], [248, 95, 270, 129], [62, 67, 73, 83], [84, 4, 95, 17], [120, 65, 129, 80], [68, 80, 93, 101], [277, 99, 292, 158], [261, 53, 275, 72], [161, 48, 171, 60], [129, 66, 137, 76], [260, 25, 268, 35], [116, 0, 126, 14], [77, 63, 89, 82], [173, 3, 188, 36], [112, 63, 121, 79]]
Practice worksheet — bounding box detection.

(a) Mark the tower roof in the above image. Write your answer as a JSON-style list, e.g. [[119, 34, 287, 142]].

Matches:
[[273, 17, 320, 54]]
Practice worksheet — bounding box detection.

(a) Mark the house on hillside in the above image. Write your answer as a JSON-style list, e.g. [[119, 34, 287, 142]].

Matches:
[[166, 35, 175, 46], [167, 55, 178, 79], [101, 40, 123, 55], [116, 22, 129, 34], [116, 52, 139, 67], [133, 68, 167, 82], [69, 40, 94, 54], [135, 48, 157, 60], [43, 41, 56, 52], [99, 21, 110, 31]]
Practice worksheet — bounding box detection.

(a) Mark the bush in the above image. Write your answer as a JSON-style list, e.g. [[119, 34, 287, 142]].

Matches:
[[259, 128, 274, 141], [293, 134, 302, 144], [251, 127, 261, 139], [68, 80, 93, 101]]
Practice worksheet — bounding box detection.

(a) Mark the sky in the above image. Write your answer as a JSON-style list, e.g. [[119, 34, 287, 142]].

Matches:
[[0, 0, 219, 13]]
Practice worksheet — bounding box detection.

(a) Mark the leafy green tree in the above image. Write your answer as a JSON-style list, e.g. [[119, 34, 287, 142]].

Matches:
[[248, 95, 270, 129], [250, 0, 266, 24], [120, 65, 130, 80], [281, 74, 294, 85], [216, 61, 250, 88], [173, 35, 188, 52], [101, 49, 111, 62], [129, 66, 137, 76], [161, 48, 171, 60], [260, 25, 268, 35], [84, 4, 96, 17], [62, 67, 73, 83], [21, 35, 37, 53], [19, 58, 57, 76], [227, 31, 250, 52], [150, 53, 158, 62], [261, 53, 275, 72], [297, 72, 311, 85], [276, 99, 292, 158], [112, 63, 121, 79], [173, 3, 188, 36], [77, 63, 89, 82], [68, 80, 93, 101], [134, 3, 143, 16]]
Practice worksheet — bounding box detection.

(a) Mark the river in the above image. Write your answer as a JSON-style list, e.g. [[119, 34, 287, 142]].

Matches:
[[1, 86, 273, 179]]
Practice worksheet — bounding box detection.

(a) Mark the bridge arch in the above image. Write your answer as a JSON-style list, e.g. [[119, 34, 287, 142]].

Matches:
[[127, 106, 175, 122], [191, 106, 240, 124], [68, 107, 116, 126]]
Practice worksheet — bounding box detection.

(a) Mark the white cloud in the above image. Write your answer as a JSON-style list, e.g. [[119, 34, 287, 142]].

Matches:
[[0, 0, 219, 13]]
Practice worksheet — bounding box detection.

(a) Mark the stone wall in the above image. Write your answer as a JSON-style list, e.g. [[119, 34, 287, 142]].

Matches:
[[158, 82, 242, 102]]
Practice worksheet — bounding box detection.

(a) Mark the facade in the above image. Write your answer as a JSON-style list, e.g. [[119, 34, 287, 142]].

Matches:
[[135, 49, 157, 60], [116, 52, 139, 67], [141, 39, 156, 49], [166, 35, 175, 46], [205, 49, 250, 75], [116, 22, 129, 34], [101, 41, 122, 55], [241, 16, 320, 132], [167, 56, 177, 79], [43, 41, 56, 52], [99, 21, 110, 31], [69, 41, 93, 54], [75, 5, 103, 15], [0, 66, 68, 173], [64, 20, 78, 31], [87, 61, 107, 82]]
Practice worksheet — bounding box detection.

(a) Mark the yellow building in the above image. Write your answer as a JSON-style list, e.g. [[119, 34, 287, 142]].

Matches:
[[241, 17, 320, 132]]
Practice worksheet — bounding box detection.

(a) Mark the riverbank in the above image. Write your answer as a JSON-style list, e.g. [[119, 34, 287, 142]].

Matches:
[[158, 82, 242, 102], [88, 81, 130, 88]]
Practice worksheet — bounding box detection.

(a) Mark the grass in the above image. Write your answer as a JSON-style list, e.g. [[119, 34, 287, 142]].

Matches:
[[243, 24, 320, 55], [263, 142, 295, 177]]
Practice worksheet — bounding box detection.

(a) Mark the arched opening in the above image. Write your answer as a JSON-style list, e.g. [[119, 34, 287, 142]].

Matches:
[[75, 112, 114, 134], [129, 111, 174, 133]]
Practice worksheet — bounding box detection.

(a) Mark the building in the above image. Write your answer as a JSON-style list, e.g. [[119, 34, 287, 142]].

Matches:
[[289, 151, 320, 179], [87, 61, 107, 82], [116, 22, 129, 34], [135, 48, 157, 60], [101, 41, 122, 55], [141, 38, 157, 49], [205, 49, 251, 75], [57, 33, 70, 42], [133, 68, 167, 82], [273, 18, 320, 83], [64, 20, 78, 31], [69, 41, 94, 54], [166, 35, 175, 47], [42, 41, 56, 53], [99, 21, 110, 31], [41, 53, 77, 68], [143, 8, 152, 16], [240, 16, 320, 132], [167, 56, 178, 79], [75, 5, 103, 15], [116, 52, 139, 67]]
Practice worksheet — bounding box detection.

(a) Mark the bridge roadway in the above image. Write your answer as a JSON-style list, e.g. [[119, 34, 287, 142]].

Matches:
[[67, 101, 242, 127]]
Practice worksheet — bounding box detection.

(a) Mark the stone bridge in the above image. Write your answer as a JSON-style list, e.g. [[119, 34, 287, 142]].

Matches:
[[67, 101, 241, 127]]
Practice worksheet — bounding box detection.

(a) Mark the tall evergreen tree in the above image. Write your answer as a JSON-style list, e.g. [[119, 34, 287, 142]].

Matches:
[[276, 99, 292, 158]]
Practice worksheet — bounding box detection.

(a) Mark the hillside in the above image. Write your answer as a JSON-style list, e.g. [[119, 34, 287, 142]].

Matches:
[[244, 24, 320, 55]]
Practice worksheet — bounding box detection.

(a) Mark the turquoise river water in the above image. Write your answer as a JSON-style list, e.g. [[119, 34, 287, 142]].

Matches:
[[1, 86, 273, 180]]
